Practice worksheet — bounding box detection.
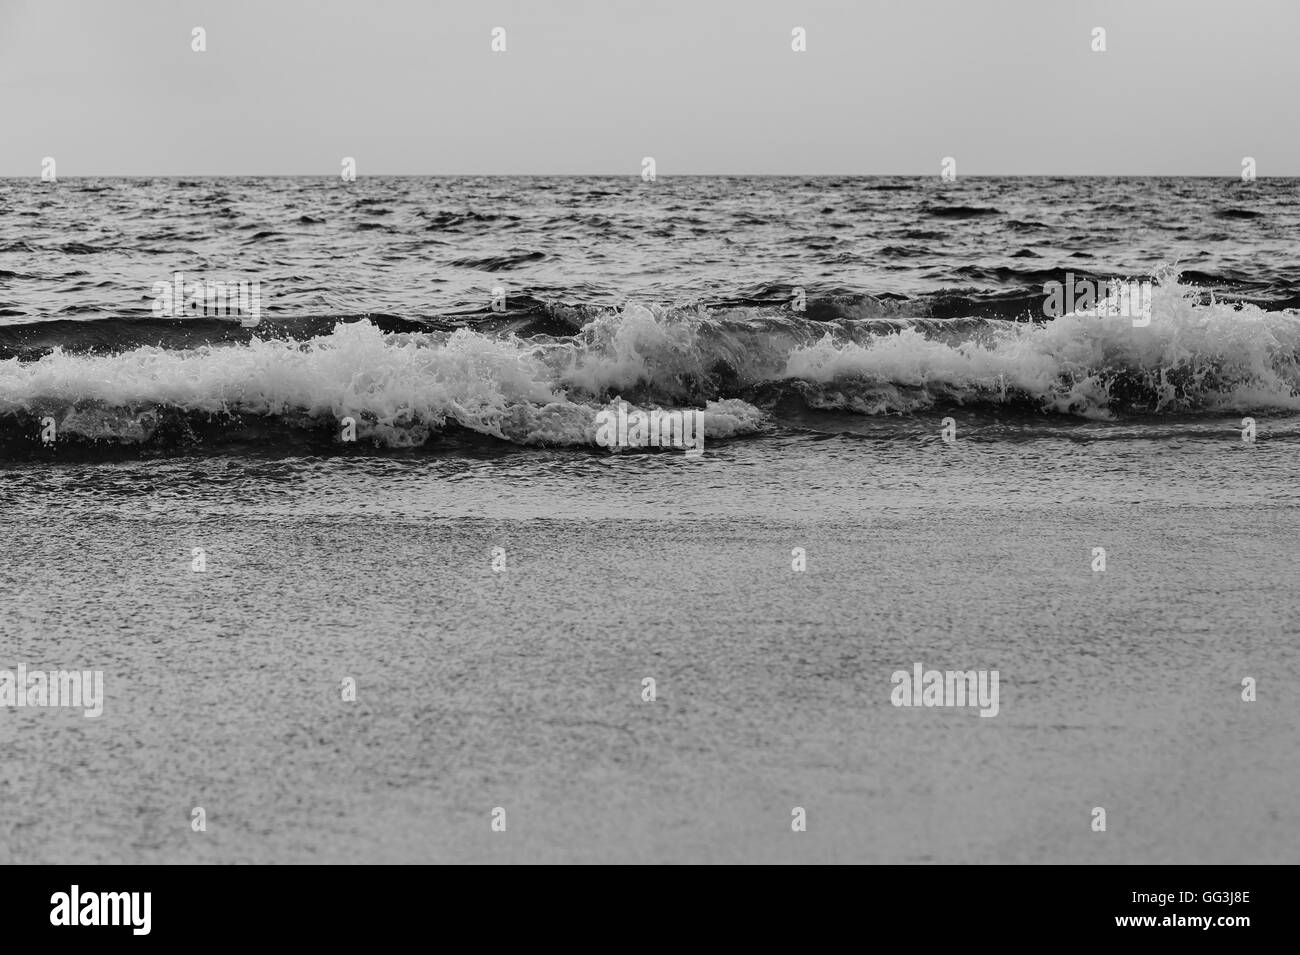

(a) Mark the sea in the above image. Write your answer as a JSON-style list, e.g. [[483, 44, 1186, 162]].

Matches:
[[1, 175, 1297, 863]]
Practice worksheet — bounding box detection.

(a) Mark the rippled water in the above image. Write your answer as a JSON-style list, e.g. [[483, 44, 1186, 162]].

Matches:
[[3, 176, 1299, 321], [2, 177, 1297, 862]]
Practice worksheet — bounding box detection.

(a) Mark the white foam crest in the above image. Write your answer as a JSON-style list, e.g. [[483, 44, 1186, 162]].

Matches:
[[785, 282, 1300, 415], [0, 320, 765, 446], [556, 302, 715, 396]]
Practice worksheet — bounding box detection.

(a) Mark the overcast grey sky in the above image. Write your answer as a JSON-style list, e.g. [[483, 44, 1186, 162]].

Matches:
[[1, 0, 1297, 176]]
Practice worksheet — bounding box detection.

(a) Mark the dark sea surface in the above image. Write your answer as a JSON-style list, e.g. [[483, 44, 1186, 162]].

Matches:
[[4, 175, 1300, 322], [1, 177, 1297, 863], [2, 176, 1300, 455]]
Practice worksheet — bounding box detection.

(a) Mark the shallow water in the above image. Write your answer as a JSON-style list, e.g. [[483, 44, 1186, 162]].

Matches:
[[2, 430, 1298, 863]]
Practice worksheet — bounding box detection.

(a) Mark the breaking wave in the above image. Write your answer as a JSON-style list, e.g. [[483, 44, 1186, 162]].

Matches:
[[1, 279, 1298, 457]]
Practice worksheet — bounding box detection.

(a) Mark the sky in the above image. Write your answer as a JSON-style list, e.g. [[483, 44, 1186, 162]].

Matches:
[[1, 0, 1297, 176]]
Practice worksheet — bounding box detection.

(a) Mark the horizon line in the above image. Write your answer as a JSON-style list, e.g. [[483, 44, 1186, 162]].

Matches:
[[2, 172, 1294, 179]]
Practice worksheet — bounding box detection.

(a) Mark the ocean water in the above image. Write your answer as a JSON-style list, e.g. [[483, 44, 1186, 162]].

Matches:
[[2, 176, 1298, 863]]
